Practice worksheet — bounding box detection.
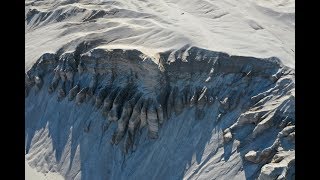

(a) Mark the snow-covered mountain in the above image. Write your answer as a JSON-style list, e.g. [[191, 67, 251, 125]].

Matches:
[[25, 0, 295, 179]]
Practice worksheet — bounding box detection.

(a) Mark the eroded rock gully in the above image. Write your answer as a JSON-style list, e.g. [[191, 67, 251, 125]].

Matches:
[[25, 46, 295, 179]]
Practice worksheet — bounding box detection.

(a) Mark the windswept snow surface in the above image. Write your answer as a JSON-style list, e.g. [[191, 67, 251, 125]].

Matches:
[[26, 0, 294, 71]]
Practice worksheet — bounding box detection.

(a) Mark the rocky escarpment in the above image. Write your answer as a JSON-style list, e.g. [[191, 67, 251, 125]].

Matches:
[[25, 46, 295, 179]]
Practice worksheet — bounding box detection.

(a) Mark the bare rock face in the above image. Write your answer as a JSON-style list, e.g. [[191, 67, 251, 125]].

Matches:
[[26, 46, 295, 179], [48, 72, 60, 94], [94, 86, 109, 108], [287, 132, 295, 144], [174, 95, 184, 115], [25, 74, 34, 97], [34, 76, 43, 91], [279, 125, 295, 138], [140, 99, 148, 129], [101, 88, 119, 117], [128, 97, 144, 131], [146, 102, 159, 139], [111, 100, 134, 145], [156, 104, 164, 125], [76, 87, 88, 105], [258, 150, 295, 180], [108, 84, 134, 122], [223, 128, 233, 143], [244, 147, 276, 164], [219, 97, 230, 113], [68, 84, 79, 101]]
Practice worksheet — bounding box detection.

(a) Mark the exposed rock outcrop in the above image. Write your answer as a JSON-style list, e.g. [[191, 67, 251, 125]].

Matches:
[[26, 46, 295, 179]]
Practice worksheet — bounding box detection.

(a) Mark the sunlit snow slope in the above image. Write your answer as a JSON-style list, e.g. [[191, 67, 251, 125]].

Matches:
[[26, 0, 294, 71]]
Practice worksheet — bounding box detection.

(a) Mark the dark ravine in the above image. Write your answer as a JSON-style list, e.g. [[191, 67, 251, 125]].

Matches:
[[26, 46, 294, 179]]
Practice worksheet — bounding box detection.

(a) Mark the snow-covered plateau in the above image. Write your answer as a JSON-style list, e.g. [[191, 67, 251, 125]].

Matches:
[[25, 0, 295, 179]]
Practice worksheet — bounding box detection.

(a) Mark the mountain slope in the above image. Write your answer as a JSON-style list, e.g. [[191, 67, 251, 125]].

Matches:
[[25, 0, 295, 180]]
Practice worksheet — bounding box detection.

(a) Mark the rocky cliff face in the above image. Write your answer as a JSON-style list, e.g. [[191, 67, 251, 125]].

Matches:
[[26, 0, 294, 179], [25, 45, 295, 179]]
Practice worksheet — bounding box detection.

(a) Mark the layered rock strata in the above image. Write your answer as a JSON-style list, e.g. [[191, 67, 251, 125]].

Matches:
[[26, 46, 295, 179]]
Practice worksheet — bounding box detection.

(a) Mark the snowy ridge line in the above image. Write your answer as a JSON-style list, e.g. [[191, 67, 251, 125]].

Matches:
[[25, 0, 295, 71]]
